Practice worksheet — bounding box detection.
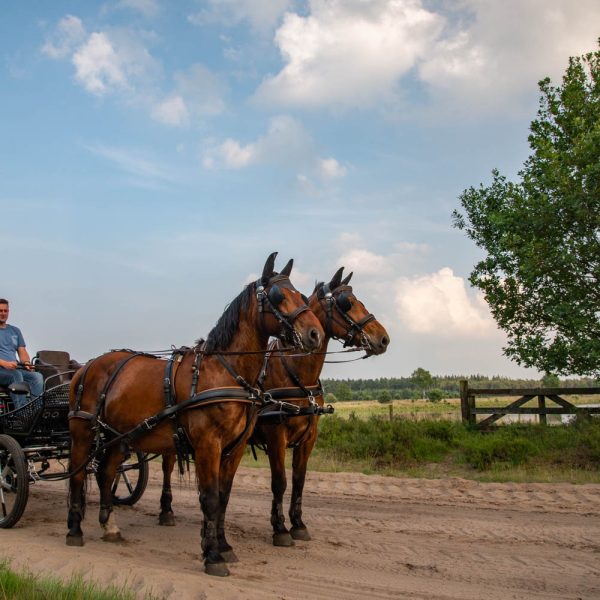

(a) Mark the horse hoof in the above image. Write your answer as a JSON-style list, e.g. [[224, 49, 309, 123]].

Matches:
[[159, 512, 175, 526], [220, 550, 239, 563], [205, 562, 230, 577], [291, 527, 311, 541], [66, 534, 84, 547], [102, 532, 123, 543], [273, 532, 294, 547]]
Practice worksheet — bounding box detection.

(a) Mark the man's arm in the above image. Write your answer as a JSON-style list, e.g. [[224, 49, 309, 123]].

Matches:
[[16, 347, 34, 370]]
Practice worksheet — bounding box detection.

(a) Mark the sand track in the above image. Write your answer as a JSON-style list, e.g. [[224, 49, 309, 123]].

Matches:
[[1, 464, 600, 599]]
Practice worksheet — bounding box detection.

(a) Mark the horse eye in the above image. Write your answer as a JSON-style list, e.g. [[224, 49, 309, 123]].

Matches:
[[337, 292, 352, 312], [268, 284, 285, 306]]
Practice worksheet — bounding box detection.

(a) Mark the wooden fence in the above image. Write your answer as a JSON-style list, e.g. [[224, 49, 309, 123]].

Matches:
[[459, 380, 600, 428]]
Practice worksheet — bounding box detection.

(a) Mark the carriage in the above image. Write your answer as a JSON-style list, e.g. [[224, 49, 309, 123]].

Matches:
[[0, 350, 149, 528]]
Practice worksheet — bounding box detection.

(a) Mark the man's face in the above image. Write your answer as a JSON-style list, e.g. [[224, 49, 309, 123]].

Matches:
[[0, 304, 8, 326]]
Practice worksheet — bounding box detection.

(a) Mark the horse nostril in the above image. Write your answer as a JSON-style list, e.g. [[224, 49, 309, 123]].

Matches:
[[309, 328, 321, 346], [381, 336, 389, 348]]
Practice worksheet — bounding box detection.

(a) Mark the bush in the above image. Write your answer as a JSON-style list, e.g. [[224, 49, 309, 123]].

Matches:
[[427, 388, 445, 403]]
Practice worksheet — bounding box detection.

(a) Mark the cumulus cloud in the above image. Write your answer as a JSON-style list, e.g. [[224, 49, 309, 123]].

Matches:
[[42, 16, 226, 126], [72, 32, 129, 94], [395, 267, 495, 336], [188, 0, 292, 32], [41, 15, 86, 59], [337, 248, 390, 276], [418, 0, 600, 114], [254, 0, 442, 109], [253, 0, 600, 114], [203, 115, 346, 180]]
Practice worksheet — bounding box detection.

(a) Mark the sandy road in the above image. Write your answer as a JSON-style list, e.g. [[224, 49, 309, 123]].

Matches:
[[1, 463, 600, 599]]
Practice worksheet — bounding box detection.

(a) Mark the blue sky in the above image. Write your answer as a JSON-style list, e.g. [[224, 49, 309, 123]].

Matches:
[[2, 1, 599, 379]]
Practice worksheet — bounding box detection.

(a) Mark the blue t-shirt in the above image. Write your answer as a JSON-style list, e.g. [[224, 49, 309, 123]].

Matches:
[[0, 325, 26, 362]]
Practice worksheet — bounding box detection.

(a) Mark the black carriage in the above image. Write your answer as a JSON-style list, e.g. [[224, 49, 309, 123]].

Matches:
[[0, 350, 149, 528]]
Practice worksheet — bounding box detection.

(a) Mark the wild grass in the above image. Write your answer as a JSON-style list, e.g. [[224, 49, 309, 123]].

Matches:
[[243, 413, 600, 484], [0, 560, 159, 600]]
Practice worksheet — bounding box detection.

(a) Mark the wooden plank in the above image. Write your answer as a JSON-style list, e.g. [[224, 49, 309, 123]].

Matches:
[[467, 387, 600, 396], [539, 395, 547, 425], [472, 407, 590, 415], [546, 394, 578, 410], [476, 395, 534, 428]]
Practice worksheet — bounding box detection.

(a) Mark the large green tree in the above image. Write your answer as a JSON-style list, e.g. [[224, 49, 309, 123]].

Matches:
[[453, 42, 600, 376]]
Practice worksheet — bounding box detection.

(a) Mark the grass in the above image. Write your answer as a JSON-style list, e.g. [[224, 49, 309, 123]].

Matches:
[[243, 412, 600, 484], [0, 560, 159, 600]]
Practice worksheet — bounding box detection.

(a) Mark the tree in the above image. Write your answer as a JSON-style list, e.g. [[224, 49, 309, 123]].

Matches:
[[377, 389, 392, 404], [411, 368, 433, 399], [453, 41, 600, 376], [541, 373, 560, 388]]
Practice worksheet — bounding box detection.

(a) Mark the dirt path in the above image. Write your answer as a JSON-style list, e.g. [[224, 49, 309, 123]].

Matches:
[[2, 464, 600, 599]]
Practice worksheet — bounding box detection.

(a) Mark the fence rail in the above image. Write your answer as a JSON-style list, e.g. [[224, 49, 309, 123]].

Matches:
[[459, 381, 600, 428]]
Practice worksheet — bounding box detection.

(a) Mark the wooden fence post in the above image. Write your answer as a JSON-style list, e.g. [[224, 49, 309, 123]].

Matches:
[[538, 395, 547, 425], [460, 380, 469, 424], [389, 404, 393, 421]]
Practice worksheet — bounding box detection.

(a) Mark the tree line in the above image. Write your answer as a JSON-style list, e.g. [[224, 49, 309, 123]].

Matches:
[[322, 368, 599, 403]]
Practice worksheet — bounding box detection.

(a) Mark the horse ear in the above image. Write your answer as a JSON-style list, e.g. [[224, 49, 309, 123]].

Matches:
[[341, 271, 353, 286], [329, 267, 344, 289], [262, 252, 278, 283], [280, 259, 293, 277]]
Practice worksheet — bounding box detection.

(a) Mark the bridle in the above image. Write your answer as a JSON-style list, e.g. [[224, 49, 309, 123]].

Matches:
[[256, 274, 311, 349], [317, 283, 375, 350]]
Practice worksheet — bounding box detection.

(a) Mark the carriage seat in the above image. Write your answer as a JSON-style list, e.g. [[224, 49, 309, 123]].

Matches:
[[34, 350, 82, 388]]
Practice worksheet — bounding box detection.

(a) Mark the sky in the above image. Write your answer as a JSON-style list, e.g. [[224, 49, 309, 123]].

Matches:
[[1, 1, 599, 380]]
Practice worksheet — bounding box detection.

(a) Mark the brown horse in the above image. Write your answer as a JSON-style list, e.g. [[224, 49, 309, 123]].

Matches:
[[252, 267, 389, 546], [65, 253, 324, 576]]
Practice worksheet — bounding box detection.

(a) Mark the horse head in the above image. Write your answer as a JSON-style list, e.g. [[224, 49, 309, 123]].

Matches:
[[311, 267, 390, 356], [255, 252, 323, 352]]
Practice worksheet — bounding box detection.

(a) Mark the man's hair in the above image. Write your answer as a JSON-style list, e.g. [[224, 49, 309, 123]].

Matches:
[[0, 299, 8, 306]]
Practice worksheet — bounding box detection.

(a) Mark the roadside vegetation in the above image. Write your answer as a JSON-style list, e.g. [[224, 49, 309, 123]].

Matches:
[[244, 410, 600, 484], [0, 560, 159, 600]]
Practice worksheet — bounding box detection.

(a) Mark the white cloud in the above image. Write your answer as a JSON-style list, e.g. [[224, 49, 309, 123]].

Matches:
[[72, 32, 128, 94], [319, 157, 346, 179], [253, 0, 600, 115], [152, 63, 227, 127], [254, 0, 443, 109], [395, 267, 495, 336], [337, 248, 390, 276], [418, 0, 600, 114], [203, 115, 343, 179], [151, 95, 189, 126], [188, 0, 292, 32], [42, 15, 86, 59]]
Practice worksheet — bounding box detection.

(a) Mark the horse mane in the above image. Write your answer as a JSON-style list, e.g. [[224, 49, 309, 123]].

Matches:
[[204, 282, 255, 353]]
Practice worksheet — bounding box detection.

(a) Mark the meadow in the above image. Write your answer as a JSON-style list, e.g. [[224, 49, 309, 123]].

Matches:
[[243, 396, 600, 484]]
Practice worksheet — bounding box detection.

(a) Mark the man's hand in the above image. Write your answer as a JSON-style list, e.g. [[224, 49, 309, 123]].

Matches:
[[0, 360, 18, 370], [21, 361, 34, 371]]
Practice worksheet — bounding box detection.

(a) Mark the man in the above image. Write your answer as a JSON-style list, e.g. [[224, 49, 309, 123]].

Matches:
[[0, 299, 43, 409]]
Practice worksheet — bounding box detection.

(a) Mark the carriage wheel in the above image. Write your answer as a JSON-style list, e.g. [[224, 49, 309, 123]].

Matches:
[[112, 450, 149, 506], [0, 434, 29, 528]]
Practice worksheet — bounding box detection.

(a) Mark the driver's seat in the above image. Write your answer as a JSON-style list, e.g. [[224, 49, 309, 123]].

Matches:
[[34, 350, 81, 388]]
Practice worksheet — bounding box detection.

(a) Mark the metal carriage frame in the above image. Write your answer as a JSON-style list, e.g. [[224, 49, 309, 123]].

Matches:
[[0, 360, 149, 529]]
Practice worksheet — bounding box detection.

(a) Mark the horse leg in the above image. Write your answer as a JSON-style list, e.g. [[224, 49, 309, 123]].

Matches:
[[159, 453, 176, 526], [97, 446, 126, 542], [66, 423, 94, 546], [216, 441, 248, 563], [196, 449, 229, 577], [289, 432, 317, 541], [267, 433, 293, 547]]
